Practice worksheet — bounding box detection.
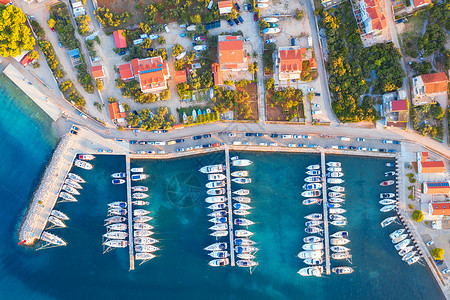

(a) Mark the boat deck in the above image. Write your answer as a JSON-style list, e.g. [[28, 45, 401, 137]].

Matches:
[[126, 155, 135, 271], [321, 151, 331, 275], [225, 147, 236, 267]]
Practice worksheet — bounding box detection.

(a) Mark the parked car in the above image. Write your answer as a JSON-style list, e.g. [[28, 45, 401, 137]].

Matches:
[[238, 16, 244, 23], [442, 268, 450, 275], [265, 39, 276, 44], [180, 33, 186, 37], [164, 24, 170, 32], [349, 146, 356, 150], [269, 142, 277, 146], [291, 38, 295, 46], [228, 133, 236, 137], [155, 141, 166, 145], [382, 139, 393, 144], [118, 51, 126, 56], [281, 134, 293, 139], [244, 37, 250, 42], [186, 147, 193, 151], [243, 142, 251, 145], [58, 41, 63, 48], [175, 139, 185, 143], [147, 150, 156, 154], [356, 137, 365, 142], [393, 140, 401, 144], [245, 133, 253, 137], [167, 140, 176, 145], [193, 135, 202, 140], [202, 144, 212, 148], [312, 103, 320, 108], [312, 110, 322, 115], [357, 147, 367, 151], [388, 149, 397, 153], [98, 149, 104, 152], [259, 142, 268, 146], [309, 144, 318, 148], [254, 133, 263, 137], [233, 141, 242, 145], [298, 144, 307, 148], [314, 92, 321, 96], [302, 135, 311, 139], [176, 148, 185, 152], [129, 140, 137, 144], [426, 240, 434, 246], [248, 3, 253, 11], [233, 18, 240, 25], [288, 144, 296, 148], [235, 2, 240, 10], [340, 137, 350, 141], [270, 134, 278, 138], [254, 13, 258, 22], [379, 149, 387, 152], [330, 145, 339, 149], [307, 87, 314, 92], [148, 34, 159, 40], [194, 145, 202, 149], [368, 148, 378, 152], [436, 260, 444, 266], [203, 134, 212, 138], [227, 19, 234, 26], [194, 35, 206, 41], [157, 150, 166, 154], [50, 27, 56, 32], [212, 143, 222, 147], [293, 135, 301, 139]]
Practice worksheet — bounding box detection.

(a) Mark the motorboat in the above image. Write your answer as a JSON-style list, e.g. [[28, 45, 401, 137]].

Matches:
[[380, 199, 396, 205], [108, 201, 127, 208], [51, 210, 69, 220], [327, 167, 342, 172], [134, 237, 158, 244], [209, 203, 227, 210], [332, 266, 354, 275], [208, 258, 229, 267], [40, 231, 67, 246], [62, 184, 80, 195], [233, 203, 252, 210], [199, 164, 224, 174], [236, 260, 258, 268], [232, 159, 252, 167], [67, 173, 85, 183], [59, 192, 77, 202], [381, 216, 397, 227], [380, 205, 396, 212], [48, 215, 66, 228], [297, 250, 324, 259], [303, 183, 322, 190], [204, 242, 227, 251], [331, 246, 350, 253], [234, 209, 251, 216], [392, 234, 408, 244], [385, 162, 395, 167], [327, 172, 344, 178], [132, 186, 148, 192], [394, 239, 411, 250], [305, 227, 323, 234], [329, 192, 345, 198], [298, 266, 323, 277], [406, 256, 420, 265], [326, 162, 341, 167], [135, 245, 160, 252], [329, 214, 347, 221], [304, 236, 323, 243], [134, 209, 151, 216], [208, 174, 226, 180], [103, 240, 128, 248], [330, 220, 347, 226], [234, 238, 256, 246], [302, 243, 324, 251], [305, 213, 323, 221], [231, 170, 249, 177], [205, 196, 226, 203], [79, 154, 95, 160], [302, 198, 321, 205], [209, 251, 229, 258], [234, 218, 255, 226], [107, 223, 127, 231], [135, 253, 156, 260], [380, 180, 394, 186], [111, 172, 126, 178], [134, 230, 154, 237], [233, 196, 251, 203], [210, 223, 228, 231], [329, 198, 345, 203], [327, 203, 342, 208], [74, 159, 93, 170], [398, 246, 414, 256], [330, 238, 350, 245], [206, 181, 226, 188], [233, 189, 250, 195], [329, 186, 345, 192], [263, 17, 279, 23], [235, 246, 259, 253], [131, 168, 144, 173], [329, 208, 346, 214], [235, 230, 254, 237], [380, 193, 395, 199], [385, 171, 396, 177], [237, 253, 255, 260], [132, 193, 149, 199], [131, 174, 149, 181], [305, 176, 321, 183], [108, 208, 127, 216], [209, 217, 227, 224], [211, 230, 229, 237], [133, 216, 152, 223], [65, 179, 82, 189], [331, 252, 352, 260], [307, 164, 320, 170], [208, 210, 227, 217], [327, 178, 344, 184], [303, 258, 323, 265], [103, 231, 128, 240], [112, 179, 125, 185], [301, 190, 321, 197], [330, 231, 348, 238], [104, 216, 126, 224], [305, 220, 323, 227], [232, 178, 251, 184], [133, 200, 149, 206], [306, 170, 320, 176], [207, 188, 226, 195]]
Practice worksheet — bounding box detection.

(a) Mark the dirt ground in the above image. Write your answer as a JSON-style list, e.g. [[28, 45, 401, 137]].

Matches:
[[266, 91, 305, 122], [97, 0, 145, 25], [237, 83, 258, 121]]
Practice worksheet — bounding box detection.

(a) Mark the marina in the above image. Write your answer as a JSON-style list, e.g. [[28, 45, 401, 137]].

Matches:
[[321, 151, 331, 275], [225, 147, 235, 267], [125, 155, 135, 271]]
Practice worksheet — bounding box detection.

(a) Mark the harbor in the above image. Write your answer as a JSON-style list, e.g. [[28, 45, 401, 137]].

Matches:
[[125, 155, 135, 271], [225, 147, 236, 267], [321, 151, 331, 275]]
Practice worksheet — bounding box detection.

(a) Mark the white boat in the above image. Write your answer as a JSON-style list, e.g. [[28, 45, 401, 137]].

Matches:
[[210, 223, 228, 231], [329, 198, 345, 203], [329, 208, 346, 214], [329, 192, 345, 198], [386, 162, 395, 167], [108, 201, 127, 208], [264, 17, 279, 23], [207, 188, 225, 195], [135, 253, 156, 260], [40, 231, 67, 246], [65, 179, 82, 189], [135, 245, 159, 252], [211, 230, 228, 237], [237, 260, 259, 268], [406, 256, 420, 265], [305, 213, 323, 221], [381, 216, 397, 228], [48, 215, 66, 228], [112, 179, 125, 185], [132, 186, 148, 192], [331, 252, 352, 260], [132, 193, 149, 199], [329, 214, 346, 221], [134, 216, 152, 223], [234, 218, 254, 226], [205, 196, 226, 203], [104, 216, 126, 224], [327, 178, 344, 184], [75, 159, 93, 170], [103, 231, 128, 240], [134, 230, 154, 237], [301, 190, 321, 197], [134, 223, 154, 230], [51, 210, 69, 220], [392, 234, 408, 244], [305, 176, 321, 183], [209, 203, 227, 210], [305, 227, 323, 234], [330, 231, 348, 238], [107, 223, 127, 231], [303, 198, 321, 205], [134, 237, 158, 244], [206, 181, 225, 188], [108, 208, 127, 216], [304, 236, 323, 243], [234, 209, 251, 216], [329, 186, 345, 192], [133, 200, 149, 206], [385, 171, 396, 176], [327, 167, 342, 172], [302, 243, 324, 251], [79, 154, 95, 160], [394, 239, 411, 250], [330, 238, 350, 245], [232, 159, 252, 167], [306, 170, 320, 175], [298, 266, 323, 277], [131, 168, 144, 173], [234, 238, 256, 246], [326, 162, 341, 167], [233, 196, 251, 203], [59, 192, 77, 202], [232, 178, 251, 184], [103, 240, 128, 248], [233, 189, 250, 195], [199, 164, 224, 174], [237, 253, 255, 260], [332, 266, 354, 275], [379, 199, 396, 205], [235, 230, 254, 237], [305, 220, 323, 227], [209, 251, 229, 258], [380, 180, 394, 186], [208, 258, 230, 267], [62, 184, 80, 195], [303, 183, 323, 190], [204, 242, 227, 251], [233, 203, 252, 210], [231, 171, 249, 177], [111, 172, 126, 178], [131, 174, 149, 181], [209, 217, 227, 224], [303, 258, 323, 265], [327, 203, 342, 208], [331, 246, 350, 253], [380, 205, 396, 212], [380, 193, 395, 198], [330, 220, 348, 226], [327, 171, 344, 178], [68, 173, 85, 183], [134, 209, 151, 216], [307, 164, 320, 170], [208, 210, 227, 217], [297, 250, 324, 259], [398, 246, 414, 256], [208, 174, 226, 180]]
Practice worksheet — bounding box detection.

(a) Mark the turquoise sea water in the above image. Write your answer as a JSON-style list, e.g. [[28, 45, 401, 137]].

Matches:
[[0, 75, 444, 299]]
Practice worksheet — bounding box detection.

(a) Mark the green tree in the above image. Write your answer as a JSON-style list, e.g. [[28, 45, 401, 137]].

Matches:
[[28, 50, 39, 60], [47, 18, 56, 29], [412, 210, 424, 222], [172, 44, 183, 57], [76, 15, 90, 36], [431, 248, 444, 261], [96, 79, 103, 91], [295, 9, 304, 20], [60, 80, 73, 92], [431, 105, 445, 120], [157, 36, 166, 45], [160, 89, 171, 101], [0, 6, 36, 57]]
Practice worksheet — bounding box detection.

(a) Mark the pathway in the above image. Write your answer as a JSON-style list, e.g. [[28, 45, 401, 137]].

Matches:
[[225, 147, 236, 266], [125, 155, 135, 270], [320, 151, 331, 275]]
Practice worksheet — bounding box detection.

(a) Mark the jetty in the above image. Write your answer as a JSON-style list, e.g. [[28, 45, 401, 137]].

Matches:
[[125, 154, 135, 271], [225, 147, 236, 266], [320, 151, 331, 275]]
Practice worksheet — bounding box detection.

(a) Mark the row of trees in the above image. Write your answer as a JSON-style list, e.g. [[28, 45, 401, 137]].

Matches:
[[39, 40, 64, 79], [0, 5, 35, 57], [95, 7, 131, 28], [177, 107, 219, 125], [75, 15, 91, 36], [126, 106, 175, 131]]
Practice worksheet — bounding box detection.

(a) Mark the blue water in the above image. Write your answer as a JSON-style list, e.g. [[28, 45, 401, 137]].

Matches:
[[0, 75, 444, 299]]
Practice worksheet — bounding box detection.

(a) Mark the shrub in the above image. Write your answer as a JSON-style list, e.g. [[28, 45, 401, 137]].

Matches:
[[108, 97, 116, 103], [96, 79, 103, 91], [431, 248, 444, 261], [412, 210, 423, 222]]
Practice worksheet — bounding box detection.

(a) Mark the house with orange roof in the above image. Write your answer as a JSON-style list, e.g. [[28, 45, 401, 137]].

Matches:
[[211, 63, 224, 86], [416, 151, 446, 174], [91, 65, 105, 79], [359, 0, 387, 35], [412, 72, 448, 105], [412, 0, 432, 8], [175, 69, 188, 83], [218, 0, 232, 14], [217, 35, 248, 72], [0, 0, 12, 5], [423, 181, 450, 195], [428, 202, 450, 217], [113, 30, 127, 49], [276, 46, 306, 81], [108, 102, 126, 123]]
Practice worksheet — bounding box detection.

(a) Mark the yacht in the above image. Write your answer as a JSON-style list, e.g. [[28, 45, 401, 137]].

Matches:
[[233, 203, 252, 210], [390, 228, 406, 240], [326, 162, 341, 167], [394, 239, 411, 250], [108, 201, 127, 209], [306, 170, 320, 176], [48, 215, 66, 228], [332, 266, 354, 275], [385, 171, 396, 177], [297, 250, 324, 259], [329, 192, 345, 198], [134, 223, 154, 230], [329, 208, 346, 214], [132, 193, 149, 199], [304, 258, 323, 265], [107, 223, 127, 231], [133, 200, 149, 206], [103, 231, 128, 240], [235, 230, 254, 237], [234, 238, 256, 246], [233, 189, 250, 195], [134, 209, 151, 216], [135, 253, 156, 260], [330, 220, 348, 226], [62, 184, 80, 195], [381, 216, 397, 227], [307, 164, 320, 170], [108, 208, 127, 216], [74, 159, 93, 170], [392, 234, 408, 244], [51, 210, 69, 220], [327, 203, 342, 208], [331, 252, 352, 260], [205, 196, 226, 203], [208, 210, 227, 218], [204, 242, 227, 251], [305, 227, 323, 234], [234, 209, 251, 216], [79, 154, 95, 160], [232, 159, 252, 167], [206, 181, 226, 188], [65, 179, 82, 189], [305, 213, 323, 221], [103, 240, 128, 248], [303, 198, 321, 205], [231, 170, 249, 177], [232, 178, 251, 184], [236, 260, 258, 268], [303, 183, 322, 190], [112, 179, 125, 185], [67, 173, 85, 183], [104, 216, 126, 224], [208, 203, 227, 210], [40, 231, 67, 246], [379, 199, 396, 205], [327, 171, 344, 178], [133, 216, 152, 223], [406, 256, 420, 265], [402, 251, 417, 261], [208, 258, 229, 267], [329, 198, 345, 203], [298, 266, 323, 277], [329, 214, 347, 221], [234, 218, 255, 226], [329, 186, 345, 192], [135, 245, 159, 252], [301, 190, 321, 197], [208, 174, 226, 181], [380, 205, 396, 213], [330, 231, 348, 238], [235, 246, 259, 253], [399, 246, 414, 257], [131, 168, 144, 173], [305, 176, 321, 183], [327, 178, 344, 184], [209, 217, 227, 224], [210, 223, 228, 231], [331, 246, 350, 253], [199, 164, 224, 174], [209, 251, 229, 258], [380, 180, 394, 186], [385, 162, 395, 167], [111, 172, 126, 178], [233, 196, 251, 203], [134, 230, 155, 237], [59, 192, 77, 202], [305, 220, 323, 227], [131, 174, 149, 181], [134, 237, 158, 244], [304, 236, 323, 243], [237, 253, 255, 260], [207, 188, 226, 195], [302, 243, 324, 251], [330, 238, 350, 245], [327, 167, 342, 172], [132, 186, 148, 192], [380, 193, 395, 198]]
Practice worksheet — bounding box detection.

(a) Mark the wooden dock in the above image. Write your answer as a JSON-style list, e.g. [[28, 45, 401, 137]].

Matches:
[[320, 151, 331, 275], [225, 147, 235, 266], [125, 155, 135, 271]]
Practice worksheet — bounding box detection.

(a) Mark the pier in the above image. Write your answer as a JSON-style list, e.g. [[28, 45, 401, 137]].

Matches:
[[125, 154, 135, 271], [225, 147, 236, 266], [320, 151, 331, 275]]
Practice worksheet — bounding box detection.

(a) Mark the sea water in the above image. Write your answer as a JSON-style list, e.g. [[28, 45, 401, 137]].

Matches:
[[0, 75, 444, 299]]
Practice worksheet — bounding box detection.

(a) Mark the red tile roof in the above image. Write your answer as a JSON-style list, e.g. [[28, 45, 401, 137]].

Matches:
[[219, 36, 245, 64], [139, 69, 167, 92], [422, 152, 429, 161], [421, 72, 448, 94], [309, 58, 317, 69], [364, 0, 387, 31], [211, 63, 223, 86], [218, 0, 232, 8], [391, 100, 407, 111], [113, 30, 127, 49], [91, 65, 105, 79], [108, 102, 126, 120], [420, 161, 446, 173], [0, 0, 11, 5], [413, 0, 431, 7], [20, 53, 33, 66], [279, 48, 306, 73], [119, 63, 133, 80], [431, 203, 450, 216], [175, 70, 187, 83]]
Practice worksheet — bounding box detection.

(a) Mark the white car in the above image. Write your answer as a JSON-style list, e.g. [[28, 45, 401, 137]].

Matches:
[[265, 39, 276, 44], [330, 145, 339, 149], [194, 145, 202, 149], [194, 45, 207, 51], [164, 24, 170, 33], [155, 141, 166, 145], [157, 150, 166, 154], [259, 142, 268, 146], [340, 137, 350, 141], [269, 142, 277, 146], [228, 133, 236, 137], [288, 144, 296, 148], [149, 34, 159, 40], [233, 141, 242, 145], [186, 147, 193, 151], [281, 134, 293, 139]]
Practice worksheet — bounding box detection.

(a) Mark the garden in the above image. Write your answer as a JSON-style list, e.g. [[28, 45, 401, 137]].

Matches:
[[265, 79, 305, 122], [411, 103, 445, 141]]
